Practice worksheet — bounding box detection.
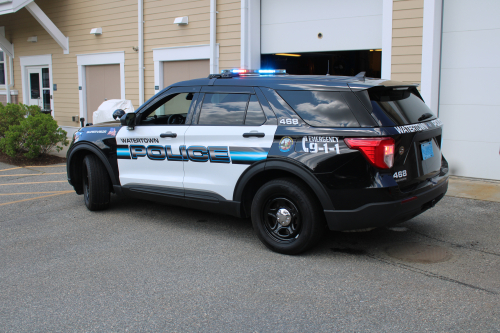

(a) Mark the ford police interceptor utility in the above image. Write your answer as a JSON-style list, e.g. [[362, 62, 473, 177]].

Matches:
[[66, 69, 449, 254]]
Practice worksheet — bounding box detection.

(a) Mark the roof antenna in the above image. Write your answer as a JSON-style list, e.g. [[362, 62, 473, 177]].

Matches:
[[326, 60, 330, 76], [355, 71, 366, 82]]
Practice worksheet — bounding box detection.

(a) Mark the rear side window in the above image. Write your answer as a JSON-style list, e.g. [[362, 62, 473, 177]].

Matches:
[[367, 87, 436, 126], [198, 93, 248, 125], [198, 93, 267, 126], [245, 95, 266, 125], [277, 90, 360, 127]]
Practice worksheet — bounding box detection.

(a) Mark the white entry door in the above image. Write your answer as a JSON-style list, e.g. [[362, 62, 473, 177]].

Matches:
[[27, 67, 51, 112]]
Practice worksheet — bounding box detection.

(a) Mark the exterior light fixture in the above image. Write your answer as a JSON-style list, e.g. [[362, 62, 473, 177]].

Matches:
[[90, 28, 102, 35], [275, 53, 301, 57], [174, 16, 189, 25], [27, 36, 37, 43]]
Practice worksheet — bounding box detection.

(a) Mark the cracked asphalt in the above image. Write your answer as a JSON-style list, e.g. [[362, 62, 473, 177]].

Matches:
[[0, 161, 499, 332]]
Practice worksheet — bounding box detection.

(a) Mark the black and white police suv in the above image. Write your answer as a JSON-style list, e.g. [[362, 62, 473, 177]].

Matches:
[[66, 69, 449, 254]]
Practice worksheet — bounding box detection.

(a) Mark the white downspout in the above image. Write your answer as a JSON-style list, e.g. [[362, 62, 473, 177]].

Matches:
[[240, 0, 248, 69], [381, 0, 393, 80], [210, 0, 217, 74], [9, 55, 13, 88], [138, 0, 144, 105], [5, 55, 10, 103]]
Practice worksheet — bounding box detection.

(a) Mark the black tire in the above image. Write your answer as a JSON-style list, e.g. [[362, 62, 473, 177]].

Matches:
[[251, 178, 325, 255], [82, 154, 110, 211]]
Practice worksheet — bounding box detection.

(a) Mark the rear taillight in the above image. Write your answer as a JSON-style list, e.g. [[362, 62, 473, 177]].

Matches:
[[344, 137, 395, 169]]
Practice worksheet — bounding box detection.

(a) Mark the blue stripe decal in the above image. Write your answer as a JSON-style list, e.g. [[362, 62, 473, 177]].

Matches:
[[229, 151, 268, 161], [229, 148, 269, 164], [117, 148, 130, 157]]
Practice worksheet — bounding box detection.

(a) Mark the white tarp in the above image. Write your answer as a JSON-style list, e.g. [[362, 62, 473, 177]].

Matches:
[[92, 99, 134, 124]]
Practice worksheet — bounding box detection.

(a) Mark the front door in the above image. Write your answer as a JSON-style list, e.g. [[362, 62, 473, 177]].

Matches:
[[116, 87, 199, 191], [27, 67, 51, 112]]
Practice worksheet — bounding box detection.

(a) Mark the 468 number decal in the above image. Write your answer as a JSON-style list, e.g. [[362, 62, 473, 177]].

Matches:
[[279, 118, 299, 125], [393, 170, 407, 179]]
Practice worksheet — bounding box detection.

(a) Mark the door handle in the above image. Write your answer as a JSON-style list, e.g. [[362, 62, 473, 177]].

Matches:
[[160, 132, 177, 138], [243, 132, 265, 138]]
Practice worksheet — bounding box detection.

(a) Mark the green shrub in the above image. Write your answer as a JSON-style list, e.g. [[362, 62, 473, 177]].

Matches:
[[0, 112, 69, 159], [0, 103, 38, 138]]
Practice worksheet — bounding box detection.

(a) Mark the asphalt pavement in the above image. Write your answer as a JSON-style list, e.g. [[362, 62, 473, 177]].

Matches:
[[0, 161, 499, 332]]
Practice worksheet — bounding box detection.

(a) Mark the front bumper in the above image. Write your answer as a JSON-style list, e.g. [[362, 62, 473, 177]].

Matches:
[[324, 177, 449, 231]]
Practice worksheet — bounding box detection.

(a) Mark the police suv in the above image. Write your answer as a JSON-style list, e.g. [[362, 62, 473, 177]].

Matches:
[[66, 69, 449, 254]]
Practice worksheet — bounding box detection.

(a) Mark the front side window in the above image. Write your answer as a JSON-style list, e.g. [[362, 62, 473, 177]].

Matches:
[[140, 92, 194, 125], [0, 52, 5, 85]]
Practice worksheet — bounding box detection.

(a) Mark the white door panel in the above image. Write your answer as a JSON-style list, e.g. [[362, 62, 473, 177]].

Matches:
[[116, 125, 188, 188], [261, 0, 382, 54], [439, 0, 500, 180], [183, 125, 277, 200]]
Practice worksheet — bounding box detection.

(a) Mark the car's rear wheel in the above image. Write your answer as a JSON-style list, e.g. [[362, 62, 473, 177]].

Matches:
[[82, 154, 110, 211], [251, 178, 325, 254]]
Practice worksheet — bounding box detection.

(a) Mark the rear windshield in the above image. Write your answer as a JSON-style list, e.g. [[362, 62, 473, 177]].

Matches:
[[364, 87, 436, 126], [277, 90, 360, 127]]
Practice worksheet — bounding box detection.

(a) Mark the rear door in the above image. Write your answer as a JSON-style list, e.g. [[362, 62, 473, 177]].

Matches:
[[183, 87, 277, 200], [357, 86, 443, 189], [116, 87, 199, 191]]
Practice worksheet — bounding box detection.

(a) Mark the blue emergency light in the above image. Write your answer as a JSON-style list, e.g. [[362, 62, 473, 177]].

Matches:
[[221, 69, 286, 76]]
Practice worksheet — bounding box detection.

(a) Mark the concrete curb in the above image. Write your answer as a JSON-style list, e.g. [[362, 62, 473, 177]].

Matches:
[[447, 176, 500, 203]]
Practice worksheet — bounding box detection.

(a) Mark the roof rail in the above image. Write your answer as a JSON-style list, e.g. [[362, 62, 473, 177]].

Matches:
[[207, 73, 232, 79]]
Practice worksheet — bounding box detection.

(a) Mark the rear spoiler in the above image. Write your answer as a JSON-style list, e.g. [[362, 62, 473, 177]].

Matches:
[[348, 78, 419, 90]]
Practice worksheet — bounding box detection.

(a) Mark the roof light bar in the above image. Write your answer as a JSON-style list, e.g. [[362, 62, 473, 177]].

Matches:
[[221, 69, 286, 76]]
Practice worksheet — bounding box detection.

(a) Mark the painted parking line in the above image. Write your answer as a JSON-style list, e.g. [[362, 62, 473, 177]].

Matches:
[[0, 167, 23, 172], [0, 172, 66, 177], [0, 191, 73, 196], [0, 181, 67, 186], [0, 165, 65, 172], [0, 191, 73, 206], [25, 165, 66, 168]]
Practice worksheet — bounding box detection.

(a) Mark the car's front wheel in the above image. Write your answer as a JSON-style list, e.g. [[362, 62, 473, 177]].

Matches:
[[251, 178, 325, 254], [82, 154, 110, 211]]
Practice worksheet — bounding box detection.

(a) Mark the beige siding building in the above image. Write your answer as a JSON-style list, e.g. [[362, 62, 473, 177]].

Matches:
[[391, 0, 424, 86], [1, 0, 499, 180], [0, 0, 246, 131]]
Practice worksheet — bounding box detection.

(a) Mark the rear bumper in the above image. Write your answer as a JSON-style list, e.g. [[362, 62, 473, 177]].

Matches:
[[324, 177, 448, 231]]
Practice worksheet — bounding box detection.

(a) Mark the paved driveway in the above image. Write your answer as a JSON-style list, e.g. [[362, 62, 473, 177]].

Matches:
[[0, 162, 499, 332]]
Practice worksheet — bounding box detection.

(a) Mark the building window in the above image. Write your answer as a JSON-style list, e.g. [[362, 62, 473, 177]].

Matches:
[[0, 51, 5, 85]]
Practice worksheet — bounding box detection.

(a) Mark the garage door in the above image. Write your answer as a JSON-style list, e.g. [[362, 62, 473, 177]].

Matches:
[[438, 0, 500, 180], [85, 64, 120, 122], [261, 0, 383, 54], [163, 59, 209, 88]]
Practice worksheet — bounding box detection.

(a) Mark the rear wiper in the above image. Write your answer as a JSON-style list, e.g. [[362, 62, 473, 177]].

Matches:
[[418, 113, 433, 122]]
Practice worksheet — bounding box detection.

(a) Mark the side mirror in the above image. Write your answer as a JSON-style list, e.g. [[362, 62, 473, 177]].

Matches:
[[112, 109, 126, 120], [120, 113, 136, 130]]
